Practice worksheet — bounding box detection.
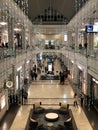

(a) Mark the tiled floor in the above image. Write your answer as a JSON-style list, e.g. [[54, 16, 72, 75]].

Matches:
[[0, 59, 95, 130], [9, 79, 93, 130]]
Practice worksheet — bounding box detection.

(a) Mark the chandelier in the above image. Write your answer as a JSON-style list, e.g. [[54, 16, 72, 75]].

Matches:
[[33, 6, 67, 25]]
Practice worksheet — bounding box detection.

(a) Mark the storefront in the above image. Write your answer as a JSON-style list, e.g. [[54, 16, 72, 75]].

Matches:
[[0, 22, 8, 48], [78, 29, 88, 53], [69, 60, 74, 80], [0, 89, 8, 121], [94, 33, 98, 50], [90, 77, 98, 111], [25, 60, 31, 83], [14, 33, 22, 48], [16, 66, 24, 91], [15, 66, 24, 104], [77, 65, 87, 95]]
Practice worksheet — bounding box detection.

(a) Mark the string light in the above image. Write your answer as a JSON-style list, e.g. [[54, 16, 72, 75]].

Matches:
[[14, 0, 28, 15], [0, 0, 29, 90]]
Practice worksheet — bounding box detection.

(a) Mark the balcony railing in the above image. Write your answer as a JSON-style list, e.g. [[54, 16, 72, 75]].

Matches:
[[0, 45, 98, 60], [23, 97, 75, 107]]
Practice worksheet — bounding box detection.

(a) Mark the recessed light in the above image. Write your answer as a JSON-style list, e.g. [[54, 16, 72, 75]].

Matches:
[[0, 22, 7, 26], [14, 28, 21, 31]]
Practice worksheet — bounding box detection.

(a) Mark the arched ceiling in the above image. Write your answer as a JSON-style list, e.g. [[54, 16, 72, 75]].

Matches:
[[28, 0, 76, 24]]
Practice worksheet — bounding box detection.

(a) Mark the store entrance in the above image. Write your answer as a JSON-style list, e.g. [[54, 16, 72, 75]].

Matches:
[[47, 57, 54, 75], [91, 78, 98, 111], [38, 53, 59, 80]]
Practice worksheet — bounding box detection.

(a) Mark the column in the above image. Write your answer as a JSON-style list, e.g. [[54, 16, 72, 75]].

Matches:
[[87, 33, 94, 56], [87, 18, 94, 56], [29, 28, 32, 50], [21, 27, 26, 50], [86, 73, 92, 107], [12, 64, 16, 94], [74, 27, 79, 52], [73, 64, 79, 85], [8, 17, 14, 50], [68, 30, 72, 49]]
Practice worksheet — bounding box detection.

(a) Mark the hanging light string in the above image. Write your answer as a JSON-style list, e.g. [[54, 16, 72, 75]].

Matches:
[[0, 0, 30, 91], [14, 0, 28, 15], [0, 0, 9, 90]]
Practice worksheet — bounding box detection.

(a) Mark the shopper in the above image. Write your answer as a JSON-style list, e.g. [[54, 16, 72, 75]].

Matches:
[[60, 72, 65, 85], [34, 72, 37, 80], [74, 93, 78, 107], [30, 70, 34, 80], [80, 94, 84, 107]]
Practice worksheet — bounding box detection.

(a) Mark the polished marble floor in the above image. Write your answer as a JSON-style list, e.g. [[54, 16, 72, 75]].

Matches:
[[0, 59, 96, 130], [9, 79, 93, 130]]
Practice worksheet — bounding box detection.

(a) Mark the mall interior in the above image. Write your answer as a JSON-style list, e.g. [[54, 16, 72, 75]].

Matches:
[[0, 0, 98, 130]]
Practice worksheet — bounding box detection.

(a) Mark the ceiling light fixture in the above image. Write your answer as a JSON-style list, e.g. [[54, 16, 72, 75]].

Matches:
[[0, 22, 7, 26], [14, 28, 21, 31]]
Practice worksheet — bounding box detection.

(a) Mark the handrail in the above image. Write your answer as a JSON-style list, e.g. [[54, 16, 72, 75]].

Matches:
[[23, 97, 75, 106]]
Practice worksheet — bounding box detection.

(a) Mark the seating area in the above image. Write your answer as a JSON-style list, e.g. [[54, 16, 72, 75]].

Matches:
[[25, 102, 77, 130], [59, 102, 69, 114], [40, 75, 59, 80], [33, 102, 45, 114]]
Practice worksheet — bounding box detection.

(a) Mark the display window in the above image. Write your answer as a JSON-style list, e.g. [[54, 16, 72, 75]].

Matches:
[[14, 33, 22, 48], [16, 75, 19, 90], [94, 33, 98, 49], [92, 78, 98, 99], [0, 32, 8, 48], [48, 63, 52, 71], [78, 32, 88, 48], [94, 83, 98, 99], [20, 69, 24, 89], [25, 60, 31, 79], [16, 66, 24, 90], [78, 33, 84, 46], [1, 95, 6, 109]]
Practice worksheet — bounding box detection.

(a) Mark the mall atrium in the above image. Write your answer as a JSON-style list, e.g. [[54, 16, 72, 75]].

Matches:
[[0, 0, 98, 130]]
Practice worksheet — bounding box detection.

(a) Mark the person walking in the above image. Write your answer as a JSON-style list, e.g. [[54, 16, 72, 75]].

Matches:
[[61, 72, 65, 85], [74, 93, 78, 107], [59, 71, 62, 84], [31, 70, 34, 80], [80, 94, 84, 107], [34, 72, 37, 80]]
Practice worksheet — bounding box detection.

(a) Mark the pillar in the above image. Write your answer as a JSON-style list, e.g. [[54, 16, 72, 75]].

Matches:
[[74, 27, 79, 52], [8, 17, 14, 50], [87, 33, 94, 56], [73, 64, 79, 85], [29, 29, 33, 49], [12, 64, 16, 94], [87, 18, 94, 56], [22, 27, 26, 50], [68, 30, 73, 48], [87, 73, 92, 96]]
